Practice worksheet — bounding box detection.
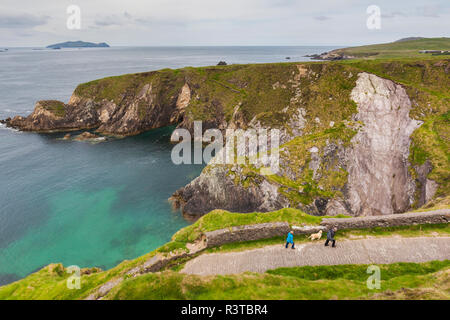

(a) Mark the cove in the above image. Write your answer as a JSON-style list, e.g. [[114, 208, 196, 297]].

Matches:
[[0, 126, 204, 284]]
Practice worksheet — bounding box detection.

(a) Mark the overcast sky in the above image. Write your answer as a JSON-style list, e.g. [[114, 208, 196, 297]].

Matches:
[[0, 0, 448, 46]]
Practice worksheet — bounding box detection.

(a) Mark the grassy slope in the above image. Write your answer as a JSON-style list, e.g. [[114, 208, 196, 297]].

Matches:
[[334, 37, 450, 59], [106, 261, 450, 300]]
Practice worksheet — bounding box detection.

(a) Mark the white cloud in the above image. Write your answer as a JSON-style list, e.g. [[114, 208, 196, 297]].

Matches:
[[0, 0, 448, 46]]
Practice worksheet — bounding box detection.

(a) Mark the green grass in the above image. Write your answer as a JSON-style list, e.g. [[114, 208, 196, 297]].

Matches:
[[1, 221, 447, 300], [268, 260, 450, 281], [38, 100, 66, 117], [0, 264, 114, 300], [105, 261, 450, 300], [409, 112, 450, 200]]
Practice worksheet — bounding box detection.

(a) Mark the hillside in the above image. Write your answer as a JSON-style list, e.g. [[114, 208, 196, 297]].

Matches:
[[311, 37, 450, 60]]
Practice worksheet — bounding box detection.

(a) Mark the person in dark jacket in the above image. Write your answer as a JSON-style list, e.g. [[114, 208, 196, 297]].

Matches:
[[285, 231, 295, 249], [325, 227, 337, 248]]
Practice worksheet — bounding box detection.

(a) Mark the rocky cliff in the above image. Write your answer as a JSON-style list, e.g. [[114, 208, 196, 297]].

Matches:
[[5, 60, 449, 217]]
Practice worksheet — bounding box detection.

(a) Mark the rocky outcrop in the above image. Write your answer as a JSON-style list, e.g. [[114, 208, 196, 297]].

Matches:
[[172, 165, 289, 219], [7, 74, 189, 136], [345, 73, 423, 216], [7, 100, 99, 132], [174, 72, 429, 218], [306, 50, 356, 61], [74, 131, 105, 142], [414, 161, 439, 207]]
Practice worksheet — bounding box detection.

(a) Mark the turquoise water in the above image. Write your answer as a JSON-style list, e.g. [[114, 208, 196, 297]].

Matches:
[[0, 127, 203, 284], [0, 46, 339, 285]]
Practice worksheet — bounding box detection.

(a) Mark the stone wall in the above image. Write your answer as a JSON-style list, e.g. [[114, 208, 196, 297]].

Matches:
[[205, 222, 290, 248], [320, 209, 449, 230]]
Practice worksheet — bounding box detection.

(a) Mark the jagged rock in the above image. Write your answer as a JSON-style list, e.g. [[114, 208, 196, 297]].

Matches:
[[81, 267, 102, 275], [8, 78, 191, 136], [74, 132, 102, 141], [173, 72, 430, 217], [346, 73, 422, 216], [414, 161, 438, 207], [172, 165, 289, 218], [0, 117, 10, 124]]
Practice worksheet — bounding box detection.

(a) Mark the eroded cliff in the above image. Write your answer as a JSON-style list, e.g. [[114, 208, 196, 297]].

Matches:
[[5, 60, 449, 217]]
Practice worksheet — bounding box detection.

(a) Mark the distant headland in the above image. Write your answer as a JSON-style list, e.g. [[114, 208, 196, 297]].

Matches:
[[46, 41, 110, 49]]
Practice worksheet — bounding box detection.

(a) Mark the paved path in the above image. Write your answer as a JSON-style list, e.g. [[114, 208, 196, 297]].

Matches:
[[181, 237, 450, 276]]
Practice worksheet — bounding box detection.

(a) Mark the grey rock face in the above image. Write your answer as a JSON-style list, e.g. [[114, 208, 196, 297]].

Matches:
[[9, 82, 188, 136], [346, 73, 423, 216], [172, 165, 289, 218], [414, 161, 438, 207], [174, 72, 430, 218]]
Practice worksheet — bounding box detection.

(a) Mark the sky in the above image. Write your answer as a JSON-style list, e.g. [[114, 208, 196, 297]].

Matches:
[[0, 0, 449, 47]]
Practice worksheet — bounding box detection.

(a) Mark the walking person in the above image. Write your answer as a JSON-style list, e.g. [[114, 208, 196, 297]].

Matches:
[[285, 231, 295, 249], [325, 227, 337, 248]]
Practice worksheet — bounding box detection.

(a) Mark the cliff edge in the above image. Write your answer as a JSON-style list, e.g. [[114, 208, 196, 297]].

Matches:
[[5, 59, 449, 217]]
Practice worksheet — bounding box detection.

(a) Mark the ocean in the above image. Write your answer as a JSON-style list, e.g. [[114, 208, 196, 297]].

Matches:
[[0, 46, 339, 285]]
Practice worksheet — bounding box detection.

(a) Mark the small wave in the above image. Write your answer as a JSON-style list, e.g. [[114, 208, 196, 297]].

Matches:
[[0, 123, 20, 133]]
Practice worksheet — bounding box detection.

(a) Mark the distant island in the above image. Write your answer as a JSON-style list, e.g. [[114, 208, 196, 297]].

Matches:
[[46, 41, 110, 49]]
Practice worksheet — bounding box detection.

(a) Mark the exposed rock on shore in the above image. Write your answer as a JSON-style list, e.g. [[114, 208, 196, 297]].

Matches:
[[74, 131, 105, 142]]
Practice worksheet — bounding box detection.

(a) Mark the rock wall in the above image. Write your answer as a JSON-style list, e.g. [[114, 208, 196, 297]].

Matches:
[[172, 165, 289, 219], [321, 209, 449, 230], [204, 222, 291, 248]]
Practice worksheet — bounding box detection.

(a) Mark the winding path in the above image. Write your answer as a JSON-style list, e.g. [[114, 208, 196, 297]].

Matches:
[[181, 237, 450, 275]]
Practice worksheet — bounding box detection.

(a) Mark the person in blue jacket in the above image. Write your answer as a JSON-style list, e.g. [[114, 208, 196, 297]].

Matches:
[[285, 231, 295, 249], [325, 226, 337, 248]]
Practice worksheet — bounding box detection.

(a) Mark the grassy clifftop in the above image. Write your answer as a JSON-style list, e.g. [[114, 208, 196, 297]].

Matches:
[[328, 37, 450, 59]]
